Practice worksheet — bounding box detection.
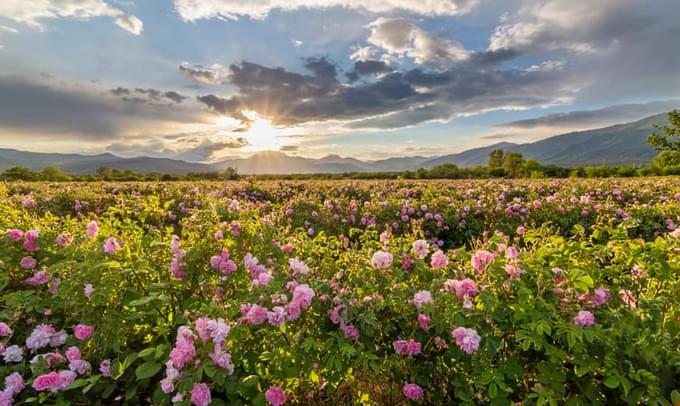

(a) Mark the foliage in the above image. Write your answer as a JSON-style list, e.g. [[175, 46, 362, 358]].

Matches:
[[0, 179, 679, 405], [648, 110, 680, 155]]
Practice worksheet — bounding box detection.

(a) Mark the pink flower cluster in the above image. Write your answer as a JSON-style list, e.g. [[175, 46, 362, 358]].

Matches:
[[329, 301, 360, 340], [163, 320, 233, 400], [412, 239, 429, 259], [244, 253, 272, 287], [412, 290, 433, 309], [191, 383, 212, 406], [103, 237, 121, 255], [55, 232, 73, 247], [1, 372, 25, 405], [25, 324, 67, 350], [444, 278, 478, 308], [265, 386, 287, 406], [73, 324, 94, 341], [288, 258, 309, 275], [403, 383, 424, 400], [65, 346, 92, 375], [471, 250, 495, 274], [5, 228, 41, 252], [86, 221, 99, 238], [573, 310, 595, 326], [579, 287, 609, 307], [240, 284, 315, 328], [393, 339, 421, 356], [451, 327, 481, 354], [32, 371, 77, 393], [19, 256, 37, 269], [430, 250, 449, 269], [0, 322, 12, 337], [371, 250, 393, 270], [170, 236, 187, 279], [25, 270, 51, 287], [210, 249, 237, 276]]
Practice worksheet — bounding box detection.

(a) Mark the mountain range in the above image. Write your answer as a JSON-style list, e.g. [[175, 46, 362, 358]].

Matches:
[[0, 112, 668, 175]]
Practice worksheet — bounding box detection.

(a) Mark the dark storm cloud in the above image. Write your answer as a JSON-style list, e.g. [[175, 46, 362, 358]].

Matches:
[[498, 100, 680, 129], [0, 76, 202, 140]]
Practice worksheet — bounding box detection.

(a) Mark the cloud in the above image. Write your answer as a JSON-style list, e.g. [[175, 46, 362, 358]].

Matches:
[[488, 0, 660, 54], [173, 0, 477, 21], [0, 25, 19, 34], [179, 63, 230, 84], [194, 50, 575, 131], [0, 0, 144, 35], [114, 14, 143, 35], [108, 87, 188, 104], [346, 59, 393, 82], [280, 145, 299, 152], [106, 133, 249, 162], [497, 100, 680, 129], [365, 17, 470, 66], [0, 76, 205, 142], [484, 0, 680, 104]]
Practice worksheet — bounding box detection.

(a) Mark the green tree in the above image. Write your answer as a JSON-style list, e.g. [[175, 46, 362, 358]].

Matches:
[[648, 110, 680, 154], [488, 149, 505, 168], [1, 166, 38, 181], [503, 152, 525, 177], [652, 150, 680, 167], [41, 165, 68, 181], [224, 167, 240, 180]]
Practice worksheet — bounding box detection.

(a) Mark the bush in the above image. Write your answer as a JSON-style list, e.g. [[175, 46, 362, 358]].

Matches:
[[0, 179, 679, 405]]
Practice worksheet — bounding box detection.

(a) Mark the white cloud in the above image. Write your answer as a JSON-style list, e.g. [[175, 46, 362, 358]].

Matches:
[[349, 45, 378, 61], [0, 0, 143, 35], [114, 14, 144, 35], [173, 0, 477, 21], [366, 17, 470, 66], [0, 25, 19, 34], [179, 63, 231, 84], [488, 0, 647, 53]]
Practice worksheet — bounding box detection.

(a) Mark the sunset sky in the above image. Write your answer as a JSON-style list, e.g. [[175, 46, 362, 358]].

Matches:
[[1, 0, 679, 162]]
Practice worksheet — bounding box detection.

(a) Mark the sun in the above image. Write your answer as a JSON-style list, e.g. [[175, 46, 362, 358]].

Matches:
[[216, 111, 300, 151]]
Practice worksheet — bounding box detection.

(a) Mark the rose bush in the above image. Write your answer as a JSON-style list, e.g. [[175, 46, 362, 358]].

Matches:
[[0, 179, 679, 405]]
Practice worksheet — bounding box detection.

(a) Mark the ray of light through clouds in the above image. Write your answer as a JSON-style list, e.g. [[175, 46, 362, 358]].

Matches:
[[0, 0, 678, 161]]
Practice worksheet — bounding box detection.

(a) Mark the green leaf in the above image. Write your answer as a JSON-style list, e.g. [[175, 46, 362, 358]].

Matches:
[[604, 375, 619, 389], [66, 379, 89, 390], [135, 361, 162, 380], [489, 383, 499, 399], [671, 390, 680, 406]]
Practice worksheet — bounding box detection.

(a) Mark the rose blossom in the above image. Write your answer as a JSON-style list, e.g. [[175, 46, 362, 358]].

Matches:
[[403, 383, 424, 401], [73, 324, 94, 340], [265, 386, 287, 406]]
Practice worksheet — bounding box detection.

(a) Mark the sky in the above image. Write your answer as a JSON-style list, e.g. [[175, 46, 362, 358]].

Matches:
[[0, 0, 679, 162]]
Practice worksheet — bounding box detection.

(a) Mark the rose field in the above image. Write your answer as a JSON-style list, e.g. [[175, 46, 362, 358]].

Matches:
[[1, 178, 680, 405]]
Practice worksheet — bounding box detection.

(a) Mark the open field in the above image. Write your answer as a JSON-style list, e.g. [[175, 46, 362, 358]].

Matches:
[[1, 178, 680, 405]]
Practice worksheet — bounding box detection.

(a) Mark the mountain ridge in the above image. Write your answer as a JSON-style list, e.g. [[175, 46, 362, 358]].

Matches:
[[0, 112, 671, 175]]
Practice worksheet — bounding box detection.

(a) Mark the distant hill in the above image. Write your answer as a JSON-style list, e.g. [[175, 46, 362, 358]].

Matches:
[[0, 149, 213, 174], [0, 112, 671, 174], [420, 113, 668, 168]]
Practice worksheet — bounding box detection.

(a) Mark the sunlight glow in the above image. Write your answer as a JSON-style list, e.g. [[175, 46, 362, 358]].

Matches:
[[216, 111, 301, 152]]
